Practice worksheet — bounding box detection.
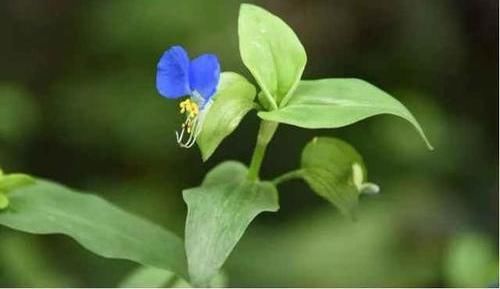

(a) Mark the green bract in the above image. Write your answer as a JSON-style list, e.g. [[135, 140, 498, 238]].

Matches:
[[299, 137, 374, 218], [197, 72, 256, 161], [183, 161, 279, 286]]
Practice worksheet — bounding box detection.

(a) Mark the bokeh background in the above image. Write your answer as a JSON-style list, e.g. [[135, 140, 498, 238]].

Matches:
[[0, 0, 498, 287]]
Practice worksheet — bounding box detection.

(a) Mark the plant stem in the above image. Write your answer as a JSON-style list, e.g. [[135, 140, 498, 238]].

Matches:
[[272, 169, 304, 185], [247, 120, 278, 181]]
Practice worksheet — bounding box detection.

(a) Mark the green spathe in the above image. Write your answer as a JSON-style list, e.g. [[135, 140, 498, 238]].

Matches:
[[300, 137, 372, 218], [197, 72, 256, 161]]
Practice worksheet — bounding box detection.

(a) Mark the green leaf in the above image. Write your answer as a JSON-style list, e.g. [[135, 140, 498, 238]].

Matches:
[[0, 173, 35, 192], [183, 161, 279, 286], [258, 79, 433, 150], [238, 4, 307, 108], [0, 180, 188, 279], [299, 137, 372, 218], [197, 72, 256, 161]]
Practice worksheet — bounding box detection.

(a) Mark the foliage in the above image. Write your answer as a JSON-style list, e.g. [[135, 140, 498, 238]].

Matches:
[[0, 180, 188, 279]]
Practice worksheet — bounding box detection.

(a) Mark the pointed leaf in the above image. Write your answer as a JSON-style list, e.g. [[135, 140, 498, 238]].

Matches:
[[197, 72, 256, 161], [0, 180, 188, 279], [183, 161, 279, 286], [259, 79, 433, 149], [238, 4, 307, 108], [300, 137, 372, 217]]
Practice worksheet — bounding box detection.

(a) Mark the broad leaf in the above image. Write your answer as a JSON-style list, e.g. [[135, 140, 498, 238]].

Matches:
[[300, 137, 373, 218], [183, 161, 279, 286], [259, 79, 433, 149], [0, 180, 188, 279], [238, 4, 307, 108], [197, 72, 256, 161]]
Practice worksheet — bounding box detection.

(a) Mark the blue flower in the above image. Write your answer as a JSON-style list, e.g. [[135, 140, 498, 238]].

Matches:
[[156, 45, 221, 148]]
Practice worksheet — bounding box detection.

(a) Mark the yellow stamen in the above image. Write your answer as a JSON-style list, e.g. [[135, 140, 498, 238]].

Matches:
[[176, 98, 200, 147]]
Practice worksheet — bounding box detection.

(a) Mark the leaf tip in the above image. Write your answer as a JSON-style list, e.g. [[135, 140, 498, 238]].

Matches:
[[426, 141, 435, 151], [416, 128, 434, 151]]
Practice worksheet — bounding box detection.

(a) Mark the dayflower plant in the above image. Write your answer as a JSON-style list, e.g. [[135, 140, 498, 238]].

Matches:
[[0, 3, 433, 287], [156, 45, 220, 148], [150, 4, 432, 286]]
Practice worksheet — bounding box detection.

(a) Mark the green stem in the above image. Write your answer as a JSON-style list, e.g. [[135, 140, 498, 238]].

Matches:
[[247, 120, 278, 181], [272, 169, 304, 185]]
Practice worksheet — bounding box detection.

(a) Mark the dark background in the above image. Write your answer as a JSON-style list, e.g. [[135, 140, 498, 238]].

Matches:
[[0, 0, 498, 287]]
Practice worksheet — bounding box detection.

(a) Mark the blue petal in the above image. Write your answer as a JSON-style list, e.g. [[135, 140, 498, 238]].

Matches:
[[189, 54, 221, 102], [156, 45, 190, 99]]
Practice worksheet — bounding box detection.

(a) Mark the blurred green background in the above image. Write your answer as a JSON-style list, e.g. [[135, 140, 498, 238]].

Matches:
[[0, 0, 498, 287]]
